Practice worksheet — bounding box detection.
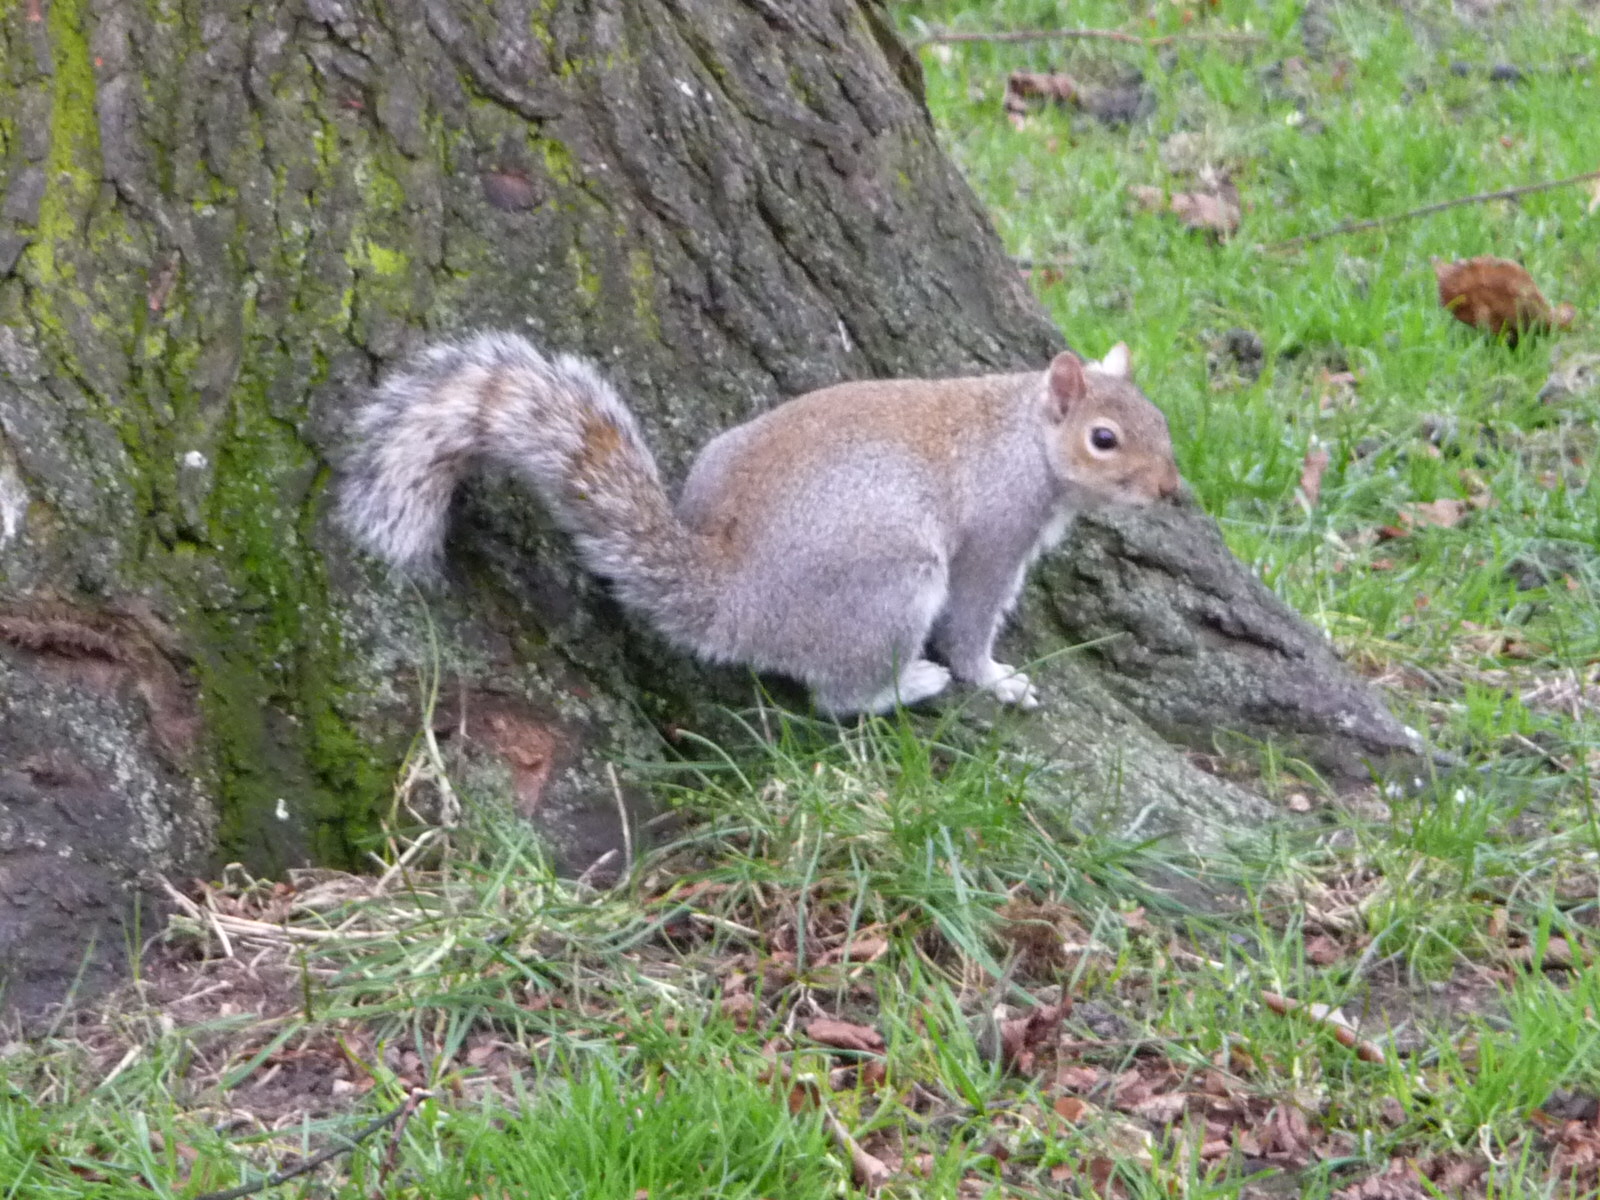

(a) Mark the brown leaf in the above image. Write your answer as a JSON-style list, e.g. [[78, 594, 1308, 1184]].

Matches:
[[1004, 71, 1081, 115], [1260, 990, 1385, 1064], [805, 1018, 885, 1054], [1507, 935, 1577, 968], [1170, 189, 1241, 236], [720, 992, 757, 1028], [1299, 447, 1331, 507], [1432, 256, 1574, 343], [1054, 1094, 1093, 1123], [999, 1002, 1068, 1073], [1056, 1063, 1104, 1092], [1400, 498, 1469, 529], [814, 935, 889, 967], [1132, 184, 1241, 237], [1304, 933, 1344, 965]]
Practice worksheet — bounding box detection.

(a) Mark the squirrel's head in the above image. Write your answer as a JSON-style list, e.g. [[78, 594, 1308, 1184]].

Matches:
[[1040, 346, 1181, 505]]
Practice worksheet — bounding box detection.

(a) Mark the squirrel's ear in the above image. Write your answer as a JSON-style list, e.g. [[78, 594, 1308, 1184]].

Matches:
[[1047, 352, 1087, 419], [1094, 342, 1131, 379]]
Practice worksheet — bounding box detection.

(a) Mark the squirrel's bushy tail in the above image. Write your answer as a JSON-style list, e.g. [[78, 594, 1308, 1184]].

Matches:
[[337, 332, 723, 649]]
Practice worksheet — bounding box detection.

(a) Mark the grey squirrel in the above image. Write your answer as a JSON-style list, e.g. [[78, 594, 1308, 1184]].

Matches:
[[337, 333, 1181, 715]]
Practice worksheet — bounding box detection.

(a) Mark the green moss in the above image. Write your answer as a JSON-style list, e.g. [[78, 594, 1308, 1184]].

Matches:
[[24, 0, 98, 291], [191, 378, 388, 870], [364, 240, 408, 276], [535, 136, 578, 185], [628, 247, 661, 340], [570, 243, 602, 304]]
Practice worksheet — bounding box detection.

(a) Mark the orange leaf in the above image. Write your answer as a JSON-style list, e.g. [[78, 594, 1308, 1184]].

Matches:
[[804, 1018, 885, 1054], [1299, 447, 1330, 507], [1054, 1094, 1092, 1123], [1004, 71, 1080, 115], [1431, 256, 1575, 343]]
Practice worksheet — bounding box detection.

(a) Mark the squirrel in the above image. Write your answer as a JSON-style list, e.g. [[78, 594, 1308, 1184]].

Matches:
[[337, 333, 1181, 716]]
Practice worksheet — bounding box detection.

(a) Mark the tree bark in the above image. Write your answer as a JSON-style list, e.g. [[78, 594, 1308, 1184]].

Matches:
[[0, 0, 1418, 1012]]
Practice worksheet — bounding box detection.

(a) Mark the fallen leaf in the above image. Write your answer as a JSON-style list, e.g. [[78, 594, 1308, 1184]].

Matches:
[[814, 935, 889, 967], [1432, 256, 1576, 344], [805, 1018, 885, 1054], [1056, 1063, 1104, 1092], [1054, 1094, 1093, 1123], [999, 1001, 1068, 1073], [1004, 71, 1081, 116], [1507, 936, 1577, 968], [1304, 933, 1344, 965], [1299, 446, 1331, 506], [720, 992, 757, 1027], [1130, 184, 1241, 237], [1260, 990, 1385, 1063], [1400, 498, 1469, 529]]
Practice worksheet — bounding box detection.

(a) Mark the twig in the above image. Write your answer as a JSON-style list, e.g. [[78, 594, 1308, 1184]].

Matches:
[[373, 1088, 428, 1198], [1265, 169, 1600, 251], [192, 1091, 431, 1200], [160, 878, 235, 958], [575, 847, 619, 890], [820, 1103, 893, 1191], [606, 763, 634, 879], [373, 826, 441, 895], [913, 26, 1268, 49], [1260, 990, 1386, 1064]]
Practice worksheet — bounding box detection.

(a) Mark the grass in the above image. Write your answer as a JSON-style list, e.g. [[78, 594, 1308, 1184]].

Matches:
[[4, 1, 1600, 1196]]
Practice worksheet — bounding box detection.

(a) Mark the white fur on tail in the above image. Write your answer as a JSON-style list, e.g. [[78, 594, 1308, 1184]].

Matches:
[[336, 332, 722, 648]]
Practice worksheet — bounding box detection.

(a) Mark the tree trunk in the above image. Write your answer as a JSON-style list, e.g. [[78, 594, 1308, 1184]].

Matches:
[[0, 0, 1417, 1012]]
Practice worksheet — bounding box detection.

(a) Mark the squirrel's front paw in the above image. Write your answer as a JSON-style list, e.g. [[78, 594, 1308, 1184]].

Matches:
[[981, 663, 1039, 709]]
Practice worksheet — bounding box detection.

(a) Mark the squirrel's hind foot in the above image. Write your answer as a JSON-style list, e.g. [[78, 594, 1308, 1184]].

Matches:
[[817, 659, 951, 717]]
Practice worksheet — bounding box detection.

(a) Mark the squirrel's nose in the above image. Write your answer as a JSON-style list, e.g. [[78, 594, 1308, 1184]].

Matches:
[[1157, 465, 1181, 499]]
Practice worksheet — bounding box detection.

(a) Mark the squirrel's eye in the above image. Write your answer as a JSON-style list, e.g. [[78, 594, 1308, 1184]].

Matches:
[[1089, 426, 1119, 451]]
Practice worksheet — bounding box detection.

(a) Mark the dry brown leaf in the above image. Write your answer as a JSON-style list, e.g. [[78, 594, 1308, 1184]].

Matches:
[[1056, 1063, 1104, 1092], [1304, 933, 1344, 965], [720, 992, 757, 1028], [805, 1018, 885, 1054], [999, 1001, 1068, 1073], [1400, 498, 1469, 529], [814, 935, 889, 967], [1432, 256, 1576, 343], [1299, 447, 1331, 507], [1260, 990, 1385, 1063], [1130, 1092, 1191, 1124], [1054, 1094, 1093, 1123], [1507, 935, 1577, 968], [1004, 71, 1081, 115], [1130, 184, 1241, 236], [1170, 189, 1241, 235]]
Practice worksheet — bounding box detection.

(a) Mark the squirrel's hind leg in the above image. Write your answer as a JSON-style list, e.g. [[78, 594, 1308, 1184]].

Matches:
[[816, 659, 952, 717]]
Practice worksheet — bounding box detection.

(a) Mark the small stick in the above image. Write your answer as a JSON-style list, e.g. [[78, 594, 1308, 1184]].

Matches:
[[192, 1091, 431, 1200], [821, 1104, 893, 1191], [161, 878, 234, 959], [373, 1088, 429, 1198], [1265, 169, 1600, 251], [575, 848, 620, 889], [1260, 990, 1386, 1064], [606, 763, 634, 879], [913, 26, 1268, 49]]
